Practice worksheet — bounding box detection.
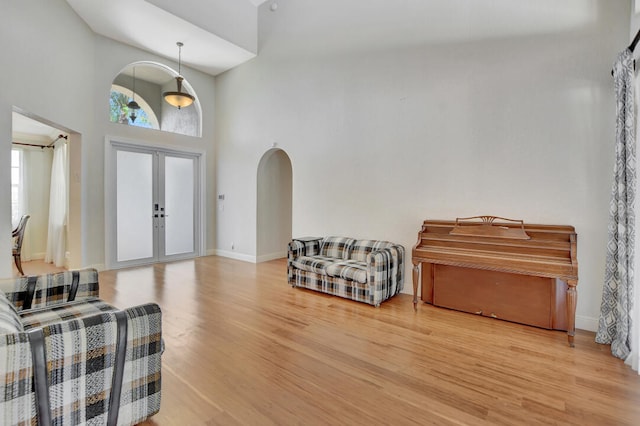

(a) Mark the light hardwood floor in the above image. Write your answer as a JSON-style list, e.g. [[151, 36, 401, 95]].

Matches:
[[96, 256, 640, 425], [12, 259, 65, 277]]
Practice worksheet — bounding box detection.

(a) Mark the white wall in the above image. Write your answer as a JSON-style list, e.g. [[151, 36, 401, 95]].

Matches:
[[632, 0, 640, 36], [215, 0, 631, 331], [0, 0, 217, 274], [22, 146, 53, 260], [0, 0, 95, 276]]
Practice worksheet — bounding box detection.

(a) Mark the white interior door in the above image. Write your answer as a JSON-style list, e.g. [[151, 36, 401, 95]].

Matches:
[[160, 153, 196, 259], [107, 141, 202, 269], [116, 149, 155, 264]]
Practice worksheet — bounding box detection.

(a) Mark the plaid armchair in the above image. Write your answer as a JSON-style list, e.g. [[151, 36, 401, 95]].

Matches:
[[288, 236, 405, 306], [0, 269, 162, 425]]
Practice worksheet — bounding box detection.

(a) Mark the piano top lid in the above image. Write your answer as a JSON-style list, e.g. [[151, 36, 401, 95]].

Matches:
[[448, 215, 531, 240]]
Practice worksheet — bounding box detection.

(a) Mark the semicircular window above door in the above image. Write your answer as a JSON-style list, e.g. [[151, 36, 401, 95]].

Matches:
[[109, 62, 202, 137]]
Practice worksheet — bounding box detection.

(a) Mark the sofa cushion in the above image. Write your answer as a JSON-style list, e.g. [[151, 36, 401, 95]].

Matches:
[[320, 237, 356, 260], [291, 256, 336, 275], [350, 240, 393, 263], [326, 260, 368, 284], [0, 292, 24, 333]]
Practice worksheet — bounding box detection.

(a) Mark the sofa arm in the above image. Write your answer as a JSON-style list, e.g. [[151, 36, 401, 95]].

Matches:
[[367, 244, 405, 305], [288, 237, 322, 265], [392, 244, 405, 292], [117, 303, 164, 425], [288, 237, 323, 285], [288, 237, 322, 259], [0, 303, 162, 426], [0, 269, 100, 312]]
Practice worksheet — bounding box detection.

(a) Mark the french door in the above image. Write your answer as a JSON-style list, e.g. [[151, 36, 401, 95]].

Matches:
[[106, 140, 203, 269]]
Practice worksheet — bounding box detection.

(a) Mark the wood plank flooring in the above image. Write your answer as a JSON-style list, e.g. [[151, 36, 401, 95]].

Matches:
[[12, 259, 64, 277], [97, 256, 640, 425]]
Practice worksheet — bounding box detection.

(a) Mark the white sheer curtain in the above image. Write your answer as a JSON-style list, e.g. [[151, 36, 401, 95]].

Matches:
[[45, 140, 67, 267]]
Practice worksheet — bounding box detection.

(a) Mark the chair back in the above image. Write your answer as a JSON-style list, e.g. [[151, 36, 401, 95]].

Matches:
[[12, 214, 30, 252]]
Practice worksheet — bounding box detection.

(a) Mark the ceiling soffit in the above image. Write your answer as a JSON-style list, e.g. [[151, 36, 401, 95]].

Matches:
[[65, 0, 260, 76]]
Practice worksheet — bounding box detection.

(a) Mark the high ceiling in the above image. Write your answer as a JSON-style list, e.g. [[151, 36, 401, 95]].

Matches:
[[65, 0, 268, 76], [14, 1, 268, 138]]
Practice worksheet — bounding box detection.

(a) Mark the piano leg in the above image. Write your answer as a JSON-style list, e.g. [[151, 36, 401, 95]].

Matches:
[[566, 279, 578, 347], [412, 261, 420, 311]]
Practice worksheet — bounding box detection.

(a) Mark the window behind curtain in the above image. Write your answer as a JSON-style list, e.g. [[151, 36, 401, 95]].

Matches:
[[11, 149, 23, 228]]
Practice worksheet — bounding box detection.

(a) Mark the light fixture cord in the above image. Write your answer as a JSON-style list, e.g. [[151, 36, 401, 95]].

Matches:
[[132, 66, 136, 101], [178, 43, 182, 76]]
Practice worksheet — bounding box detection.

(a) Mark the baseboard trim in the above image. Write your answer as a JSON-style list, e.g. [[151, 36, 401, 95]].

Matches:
[[576, 315, 598, 332], [29, 252, 45, 261], [83, 263, 106, 272], [215, 250, 256, 263], [256, 251, 287, 263]]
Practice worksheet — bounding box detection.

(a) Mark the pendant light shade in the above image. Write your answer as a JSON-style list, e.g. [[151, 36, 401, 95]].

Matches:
[[163, 42, 195, 109], [127, 100, 140, 122]]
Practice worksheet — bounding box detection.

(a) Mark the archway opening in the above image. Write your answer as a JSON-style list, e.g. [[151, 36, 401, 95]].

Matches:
[[11, 108, 82, 274], [257, 149, 293, 262]]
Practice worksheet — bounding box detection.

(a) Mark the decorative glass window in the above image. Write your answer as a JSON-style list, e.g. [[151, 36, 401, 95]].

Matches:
[[109, 85, 160, 129]]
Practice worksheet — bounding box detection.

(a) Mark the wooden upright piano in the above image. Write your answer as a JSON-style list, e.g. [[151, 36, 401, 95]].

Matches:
[[412, 216, 578, 346]]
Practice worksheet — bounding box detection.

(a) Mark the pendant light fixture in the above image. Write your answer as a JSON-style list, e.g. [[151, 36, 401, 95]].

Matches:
[[127, 66, 140, 123], [163, 42, 195, 109]]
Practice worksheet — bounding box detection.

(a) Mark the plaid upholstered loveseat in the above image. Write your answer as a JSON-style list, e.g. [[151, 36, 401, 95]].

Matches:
[[0, 269, 162, 425], [288, 236, 405, 306]]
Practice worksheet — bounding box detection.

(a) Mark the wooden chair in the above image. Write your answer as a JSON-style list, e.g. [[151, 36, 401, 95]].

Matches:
[[12, 214, 30, 276]]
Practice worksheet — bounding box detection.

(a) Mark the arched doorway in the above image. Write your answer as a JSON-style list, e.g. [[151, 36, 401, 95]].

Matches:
[[256, 148, 292, 262]]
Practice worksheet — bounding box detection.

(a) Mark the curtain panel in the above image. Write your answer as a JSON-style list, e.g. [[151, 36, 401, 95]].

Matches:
[[596, 49, 636, 361], [45, 141, 68, 267]]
